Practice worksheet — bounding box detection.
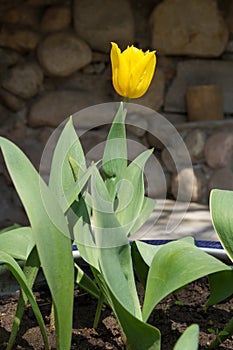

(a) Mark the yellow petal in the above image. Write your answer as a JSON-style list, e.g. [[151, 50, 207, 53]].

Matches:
[[129, 52, 156, 98], [110, 42, 125, 97]]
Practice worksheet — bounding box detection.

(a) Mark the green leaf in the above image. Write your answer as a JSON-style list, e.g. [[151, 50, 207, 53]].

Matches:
[[91, 165, 128, 247], [142, 240, 231, 322], [49, 116, 86, 212], [130, 197, 155, 235], [99, 245, 142, 319], [132, 240, 162, 267], [7, 247, 40, 350], [174, 324, 199, 350], [0, 251, 49, 350], [75, 262, 100, 299], [116, 149, 153, 235], [131, 241, 150, 287], [94, 271, 161, 350], [0, 226, 35, 260], [0, 137, 74, 350], [73, 193, 100, 270], [207, 270, 233, 307], [102, 102, 127, 181], [90, 166, 141, 317], [131, 240, 163, 288], [210, 189, 233, 262]]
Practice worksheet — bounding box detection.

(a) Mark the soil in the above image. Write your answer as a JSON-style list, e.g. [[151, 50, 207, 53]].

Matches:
[[0, 277, 233, 350]]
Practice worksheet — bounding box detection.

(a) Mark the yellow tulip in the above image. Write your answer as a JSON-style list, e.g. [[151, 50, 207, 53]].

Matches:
[[110, 42, 156, 99]]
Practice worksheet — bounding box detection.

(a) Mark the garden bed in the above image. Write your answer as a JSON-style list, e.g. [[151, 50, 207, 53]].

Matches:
[[0, 277, 233, 350]]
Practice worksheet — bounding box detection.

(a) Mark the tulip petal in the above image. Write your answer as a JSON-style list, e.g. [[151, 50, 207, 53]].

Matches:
[[110, 43, 125, 97], [129, 52, 156, 98]]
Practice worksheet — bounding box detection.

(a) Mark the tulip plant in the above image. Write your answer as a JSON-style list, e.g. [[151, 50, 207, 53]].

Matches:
[[0, 42, 232, 350], [207, 189, 233, 348]]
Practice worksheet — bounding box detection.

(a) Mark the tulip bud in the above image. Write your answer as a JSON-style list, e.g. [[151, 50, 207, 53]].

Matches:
[[110, 42, 156, 99]]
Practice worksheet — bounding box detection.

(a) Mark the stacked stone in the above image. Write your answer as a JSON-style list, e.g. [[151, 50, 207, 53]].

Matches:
[[0, 0, 233, 227]]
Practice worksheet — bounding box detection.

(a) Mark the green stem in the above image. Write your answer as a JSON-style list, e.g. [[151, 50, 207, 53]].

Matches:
[[93, 293, 105, 328]]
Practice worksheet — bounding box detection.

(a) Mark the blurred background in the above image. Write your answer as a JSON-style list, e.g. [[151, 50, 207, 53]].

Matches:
[[0, 0, 233, 228]]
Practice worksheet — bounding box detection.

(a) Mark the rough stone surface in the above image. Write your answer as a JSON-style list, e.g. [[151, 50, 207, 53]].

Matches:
[[37, 32, 92, 77], [126, 113, 148, 137], [0, 176, 27, 227], [0, 28, 39, 52], [80, 130, 107, 164], [161, 146, 191, 173], [28, 90, 109, 128], [144, 156, 170, 199], [2, 62, 44, 99], [40, 6, 71, 32], [0, 89, 25, 112], [150, 0, 228, 57], [227, 1, 233, 33], [184, 129, 206, 163], [56, 70, 111, 95], [0, 48, 20, 71], [73, 0, 134, 53], [134, 67, 165, 111], [171, 167, 204, 202], [204, 132, 233, 168], [3, 5, 40, 28], [209, 168, 233, 191], [0, 104, 10, 126], [165, 60, 233, 114]]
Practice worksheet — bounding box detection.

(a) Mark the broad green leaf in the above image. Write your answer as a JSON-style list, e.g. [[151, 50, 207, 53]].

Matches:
[[210, 189, 233, 262], [142, 240, 230, 322], [73, 193, 100, 270], [94, 271, 161, 350], [99, 245, 141, 319], [49, 116, 86, 212], [0, 226, 34, 260], [90, 166, 141, 317], [0, 137, 74, 350], [7, 247, 40, 350], [0, 224, 21, 233], [75, 263, 100, 299], [130, 197, 155, 234], [207, 270, 233, 307], [132, 240, 162, 267], [91, 166, 128, 247], [174, 324, 199, 350], [0, 251, 49, 350], [116, 149, 153, 235], [131, 241, 150, 287], [102, 102, 127, 181]]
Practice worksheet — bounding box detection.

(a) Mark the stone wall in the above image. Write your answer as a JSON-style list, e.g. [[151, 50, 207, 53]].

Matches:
[[0, 0, 233, 227]]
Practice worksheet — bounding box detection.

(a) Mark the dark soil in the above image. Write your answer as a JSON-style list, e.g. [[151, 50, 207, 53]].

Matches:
[[0, 277, 233, 350]]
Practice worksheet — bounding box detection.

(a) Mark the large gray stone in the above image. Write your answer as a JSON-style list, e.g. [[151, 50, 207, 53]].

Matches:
[[0, 28, 39, 52], [0, 48, 20, 70], [184, 129, 206, 163], [209, 168, 233, 191], [204, 132, 233, 168], [1, 62, 43, 99], [3, 5, 40, 28], [73, 0, 134, 53], [28, 90, 111, 128], [37, 32, 92, 77], [150, 0, 228, 57], [0, 89, 25, 112], [165, 60, 233, 114], [40, 5, 71, 32], [171, 167, 205, 202]]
